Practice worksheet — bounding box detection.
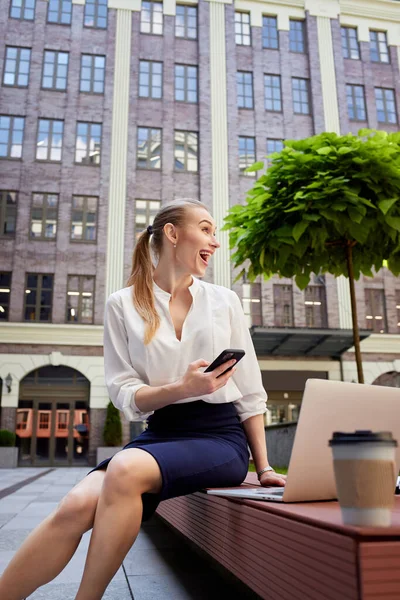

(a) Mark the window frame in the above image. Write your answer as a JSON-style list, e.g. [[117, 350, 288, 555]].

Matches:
[[365, 288, 388, 333], [29, 192, 59, 241], [236, 71, 254, 110], [83, 0, 108, 29], [174, 130, 199, 172], [0, 115, 25, 160], [264, 74, 282, 112], [346, 83, 367, 122], [66, 274, 95, 324], [273, 284, 294, 327], [289, 19, 306, 54], [3, 46, 31, 88], [341, 26, 360, 60], [24, 273, 54, 323], [47, 0, 72, 25], [70, 195, 98, 243], [238, 135, 256, 176], [304, 285, 328, 328], [370, 30, 390, 64], [0, 271, 12, 321], [134, 198, 161, 240], [292, 77, 311, 115], [36, 118, 64, 162], [175, 4, 197, 40], [235, 11, 251, 46], [0, 191, 18, 238], [41, 49, 69, 91], [375, 87, 397, 124], [140, 1, 163, 35], [175, 64, 198, 103], [138, 60, 163, 100], [242, 282, 262, 328], [262, 15, 279, 50], [136, 127, 162, 170], [9, 0, 36, 20], [74, 121, 102, 165], [80, 54, 106, 94]]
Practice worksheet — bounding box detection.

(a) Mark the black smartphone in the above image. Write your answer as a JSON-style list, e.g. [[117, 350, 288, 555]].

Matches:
[[204, 348, 245, 378]]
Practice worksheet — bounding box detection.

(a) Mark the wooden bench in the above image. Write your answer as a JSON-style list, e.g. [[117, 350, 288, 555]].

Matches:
[[156, 472, 400, 600]]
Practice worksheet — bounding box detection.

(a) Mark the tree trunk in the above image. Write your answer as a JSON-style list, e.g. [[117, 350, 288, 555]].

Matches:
[[345, 242, 364, 384]]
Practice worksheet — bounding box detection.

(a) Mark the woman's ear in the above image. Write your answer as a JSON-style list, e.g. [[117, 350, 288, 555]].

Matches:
[[163, 222, 178, 246]]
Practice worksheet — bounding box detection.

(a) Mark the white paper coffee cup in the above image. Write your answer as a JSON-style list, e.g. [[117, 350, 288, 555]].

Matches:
[[329, 430, 397, 527]]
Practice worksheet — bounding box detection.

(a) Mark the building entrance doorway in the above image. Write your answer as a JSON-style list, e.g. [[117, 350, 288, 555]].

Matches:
[[17, 366, 90, 467]]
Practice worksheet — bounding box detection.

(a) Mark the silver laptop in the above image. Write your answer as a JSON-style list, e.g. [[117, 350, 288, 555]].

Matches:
[[207, 379, 400, 503]]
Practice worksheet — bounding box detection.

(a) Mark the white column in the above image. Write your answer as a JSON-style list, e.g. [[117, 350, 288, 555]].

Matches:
[[208, 0, 231, 288], [105, 9, 132, 298]]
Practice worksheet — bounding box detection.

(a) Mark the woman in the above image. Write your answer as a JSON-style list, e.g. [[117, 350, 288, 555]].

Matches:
[[0, 198, 286, 600]]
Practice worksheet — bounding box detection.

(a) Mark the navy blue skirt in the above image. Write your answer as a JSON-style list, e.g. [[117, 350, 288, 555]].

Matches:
[[87, 400, 249, 521]]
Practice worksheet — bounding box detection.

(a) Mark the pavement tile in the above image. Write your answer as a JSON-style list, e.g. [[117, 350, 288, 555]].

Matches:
[[127, 574, 195, 600], [28, 578, 132, 599], [131, 529, 186, 551], [0, 550, 16, 576], [0, 514, 17, 528], [0, 529, 33, 550], [19, 502, 59, 517], [2, 515, 45, 530]]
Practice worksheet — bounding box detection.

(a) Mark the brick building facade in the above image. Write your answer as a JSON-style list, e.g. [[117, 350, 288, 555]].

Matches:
[[0, 0, 399, 466]]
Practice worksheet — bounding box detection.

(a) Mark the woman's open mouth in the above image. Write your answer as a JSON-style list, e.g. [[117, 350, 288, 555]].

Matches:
[[199, 251, 211, 266]]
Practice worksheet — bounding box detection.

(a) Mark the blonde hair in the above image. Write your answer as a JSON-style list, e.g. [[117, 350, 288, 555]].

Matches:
[[127, 198, 209, 344]]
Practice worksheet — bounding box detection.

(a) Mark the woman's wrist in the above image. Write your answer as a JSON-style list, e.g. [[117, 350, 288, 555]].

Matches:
[[257, 466, 275, 479]]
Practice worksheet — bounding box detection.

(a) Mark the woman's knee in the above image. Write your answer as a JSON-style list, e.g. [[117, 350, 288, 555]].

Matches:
[[53, 481, 101, 531], [104, 449, 162, 496]]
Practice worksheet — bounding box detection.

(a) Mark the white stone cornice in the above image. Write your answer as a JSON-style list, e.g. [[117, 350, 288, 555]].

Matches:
[[305, 0, 340, 19], [341, 0, 400, 22], [0, 323, 104, 346], [108, 0, 141, 9], [235, 0, 304, 28], [347, 334, 400, 354]]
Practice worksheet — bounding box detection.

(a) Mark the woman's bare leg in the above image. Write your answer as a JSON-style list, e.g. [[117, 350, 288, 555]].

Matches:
[[0, 471, 105, 600], [75, 448, 162, 600]]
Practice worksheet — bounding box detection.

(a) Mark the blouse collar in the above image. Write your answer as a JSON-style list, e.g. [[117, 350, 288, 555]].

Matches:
[[153, 276, 201, 302]]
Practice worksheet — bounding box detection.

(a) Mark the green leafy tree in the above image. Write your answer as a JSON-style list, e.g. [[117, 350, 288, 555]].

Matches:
[[103, 401, 123, 446], [222, 130, 400, 383]]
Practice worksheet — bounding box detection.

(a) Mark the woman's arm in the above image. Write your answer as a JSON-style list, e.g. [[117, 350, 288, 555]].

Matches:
[[242, 414, 287, 487]]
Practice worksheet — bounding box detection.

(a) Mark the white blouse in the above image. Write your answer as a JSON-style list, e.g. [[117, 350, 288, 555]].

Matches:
[[104, 275, 268, 423]]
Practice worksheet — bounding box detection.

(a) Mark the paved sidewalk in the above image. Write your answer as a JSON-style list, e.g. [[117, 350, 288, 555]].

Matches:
[[0, 468, 255, 599]]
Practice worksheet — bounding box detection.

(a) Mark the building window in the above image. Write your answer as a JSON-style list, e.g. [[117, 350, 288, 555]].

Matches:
[[273, 284, 293, 327], [375, 88, 397, 124], [396, 290, 400, 332], [264, 74, 281, 112], [139, 61, 162, 99], [71, 196, 98, 242], [30, 193, 58, 240], [235, 12, 251, 46], [292, 78, 310, 115], [47, 0, 72, 24], [242, 282, 262, 328], [137, 127, 162, 169], [80, 55, 105, 94], [175, 5, 197, 39], [175, 64, 198, 103], [135, 199, 160, 240], [66, 275, 95, 324], [0, 191, 17, 236], [346, 84, 366, 121], [341, 27, 360, 60], [84, 0, 107, 29], [36, 119, 63, 161], [237, 71, 253, 109], [10, 0, 35, 20], [266, 139, 284, 165], [239, 136, 256, 176], [0, 116, 25, 159], [365, 288, 387, 333], [75, 122, 102, 165], [289, 20, 306, 53], [0, 272, 11, 321], [262, 16, 278, 49], [141, 1, 163, 35], [174, 130, 198, 172], [24, 274, 53, 322], [305, 285, 327, 328], [370, 31, 389, 63], [42, 50, 69, 91], [3, 47, 31, 87]]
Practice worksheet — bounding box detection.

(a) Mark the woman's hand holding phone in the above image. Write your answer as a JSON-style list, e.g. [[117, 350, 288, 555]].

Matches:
[[177, 358, 237, 399]]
